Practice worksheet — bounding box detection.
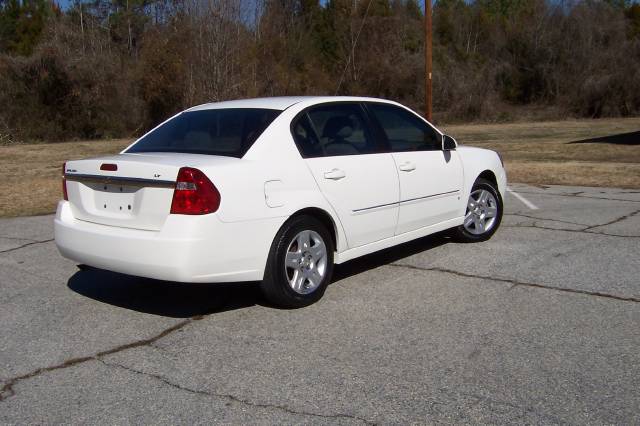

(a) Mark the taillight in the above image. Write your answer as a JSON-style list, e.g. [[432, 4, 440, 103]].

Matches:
[[170, 167, 220, 215], [62, 162, 68, 201]]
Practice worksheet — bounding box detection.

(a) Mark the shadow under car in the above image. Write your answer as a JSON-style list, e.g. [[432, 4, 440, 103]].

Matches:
[[67, 231, 452, 317]]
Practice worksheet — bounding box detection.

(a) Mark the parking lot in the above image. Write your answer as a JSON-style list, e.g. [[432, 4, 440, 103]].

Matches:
[[1, 183, 639, 424]]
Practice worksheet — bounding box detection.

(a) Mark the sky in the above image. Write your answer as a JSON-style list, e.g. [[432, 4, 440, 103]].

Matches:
[[55, 0, 72, 10]]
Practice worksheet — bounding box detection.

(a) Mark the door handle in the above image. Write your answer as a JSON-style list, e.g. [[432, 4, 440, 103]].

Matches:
[[324, 168, 346, 180], [398, 162, 416, 172]]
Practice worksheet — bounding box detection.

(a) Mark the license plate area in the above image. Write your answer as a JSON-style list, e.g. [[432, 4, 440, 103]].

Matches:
[[88, 183, 139, 214]]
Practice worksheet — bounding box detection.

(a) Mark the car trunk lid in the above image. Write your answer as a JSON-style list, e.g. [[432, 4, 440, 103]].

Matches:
[[64, 153, 233, 231]]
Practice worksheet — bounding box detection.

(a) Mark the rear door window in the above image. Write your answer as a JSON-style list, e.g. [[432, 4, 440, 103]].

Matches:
[[127, 108, 280, 158], [292, 114, 323, 158], [292, 103, 379, 157]]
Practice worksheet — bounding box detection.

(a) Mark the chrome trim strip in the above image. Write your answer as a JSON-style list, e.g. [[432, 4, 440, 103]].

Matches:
[[64, 173, 175, 188], [352, 201, 398, 215], [352, 190, 460, 214], [399, 190, 460, 206]]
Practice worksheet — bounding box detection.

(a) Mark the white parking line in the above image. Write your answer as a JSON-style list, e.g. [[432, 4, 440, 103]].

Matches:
[[507, 187, 539, 210]]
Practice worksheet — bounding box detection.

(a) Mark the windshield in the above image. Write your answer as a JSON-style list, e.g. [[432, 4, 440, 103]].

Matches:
[[127, 108, 281, 157]]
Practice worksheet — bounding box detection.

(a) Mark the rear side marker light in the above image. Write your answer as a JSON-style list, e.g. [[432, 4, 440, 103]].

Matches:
[[100, 163, 118, 171], [62, 162, 68, 201], [170, 167, 221, 215]]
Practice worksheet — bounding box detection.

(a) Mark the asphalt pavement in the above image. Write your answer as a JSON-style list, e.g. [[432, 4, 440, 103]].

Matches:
[[1, 183, 639, 424]]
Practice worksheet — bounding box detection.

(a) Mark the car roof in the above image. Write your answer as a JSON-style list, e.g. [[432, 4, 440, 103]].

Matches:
[[187, 96, 397, 112]]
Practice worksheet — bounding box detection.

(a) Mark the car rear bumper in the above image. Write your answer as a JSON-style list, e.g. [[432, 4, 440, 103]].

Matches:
[[54, 201, 282, 283]]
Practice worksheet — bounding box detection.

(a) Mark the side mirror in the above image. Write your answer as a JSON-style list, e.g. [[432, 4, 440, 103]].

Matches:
[[443, 135, 457, 151]]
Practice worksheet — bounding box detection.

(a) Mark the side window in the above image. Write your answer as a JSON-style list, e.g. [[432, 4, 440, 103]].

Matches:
[[368, 103, 441, 152], [292, 114, 323, 158], [292, 104, 377, 158]]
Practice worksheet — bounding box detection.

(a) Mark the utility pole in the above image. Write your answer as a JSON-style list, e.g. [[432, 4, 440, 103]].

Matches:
[[76, 0, 85, 55], [424, 0, 432, 122]]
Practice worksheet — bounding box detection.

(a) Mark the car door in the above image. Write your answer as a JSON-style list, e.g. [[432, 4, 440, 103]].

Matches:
[[366, 102, 463, 235], [291, 103, 400, 249]]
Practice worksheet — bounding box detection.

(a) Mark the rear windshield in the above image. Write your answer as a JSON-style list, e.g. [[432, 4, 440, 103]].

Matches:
[[127, 108, 281, 158]]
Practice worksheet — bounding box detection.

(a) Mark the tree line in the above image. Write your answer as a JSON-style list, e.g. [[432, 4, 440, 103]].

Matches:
[[1, 0, 639, 143]]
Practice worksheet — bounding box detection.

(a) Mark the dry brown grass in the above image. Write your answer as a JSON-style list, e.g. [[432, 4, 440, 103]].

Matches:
[[1, 117, 639, 218], [441, 117, 640, 189], [0, 139, 132, 217]]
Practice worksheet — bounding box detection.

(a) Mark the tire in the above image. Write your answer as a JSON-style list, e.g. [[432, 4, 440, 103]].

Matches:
[[260, 215, 334, 308], [453, 178, 503, 243]]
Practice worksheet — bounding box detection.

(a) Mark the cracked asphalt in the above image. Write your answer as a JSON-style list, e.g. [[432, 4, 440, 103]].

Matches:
[[1, 183, 639, 424]]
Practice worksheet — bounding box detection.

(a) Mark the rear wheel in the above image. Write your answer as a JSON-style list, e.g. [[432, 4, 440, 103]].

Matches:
[[261, 216, 334, 308], [454, 178, 503, 242]]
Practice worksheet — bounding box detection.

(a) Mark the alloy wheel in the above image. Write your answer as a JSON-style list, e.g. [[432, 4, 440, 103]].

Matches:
[[284, 230, 328, 294], [463, 189, 498, 235]]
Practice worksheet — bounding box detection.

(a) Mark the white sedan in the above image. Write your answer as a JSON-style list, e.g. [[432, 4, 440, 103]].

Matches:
[[55, 96, 506, 307]]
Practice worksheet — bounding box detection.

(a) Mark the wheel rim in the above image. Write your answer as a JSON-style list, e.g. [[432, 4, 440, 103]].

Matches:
[[284, 230, 328, 295], [463, 189, 498, 235]]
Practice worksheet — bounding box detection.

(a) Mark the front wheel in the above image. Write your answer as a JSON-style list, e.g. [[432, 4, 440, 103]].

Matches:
[[260, 216, 334, 308], [453, 178, 503, 242]]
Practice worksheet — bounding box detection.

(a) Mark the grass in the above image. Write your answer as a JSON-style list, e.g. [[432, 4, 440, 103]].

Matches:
[[441, 117, 640, 189], [0, 117, 639, 217], [0, 139, 132, 217]]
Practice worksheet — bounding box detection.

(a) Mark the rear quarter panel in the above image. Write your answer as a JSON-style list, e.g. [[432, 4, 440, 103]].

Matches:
[[208, 110, 349, 253]]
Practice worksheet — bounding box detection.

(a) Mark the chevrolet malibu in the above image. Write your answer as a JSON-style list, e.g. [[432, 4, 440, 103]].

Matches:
[[55, 96, 506, 307]]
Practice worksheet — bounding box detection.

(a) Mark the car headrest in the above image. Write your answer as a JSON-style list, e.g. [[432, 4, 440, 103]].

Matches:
[[322, 116, 353, 140]]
